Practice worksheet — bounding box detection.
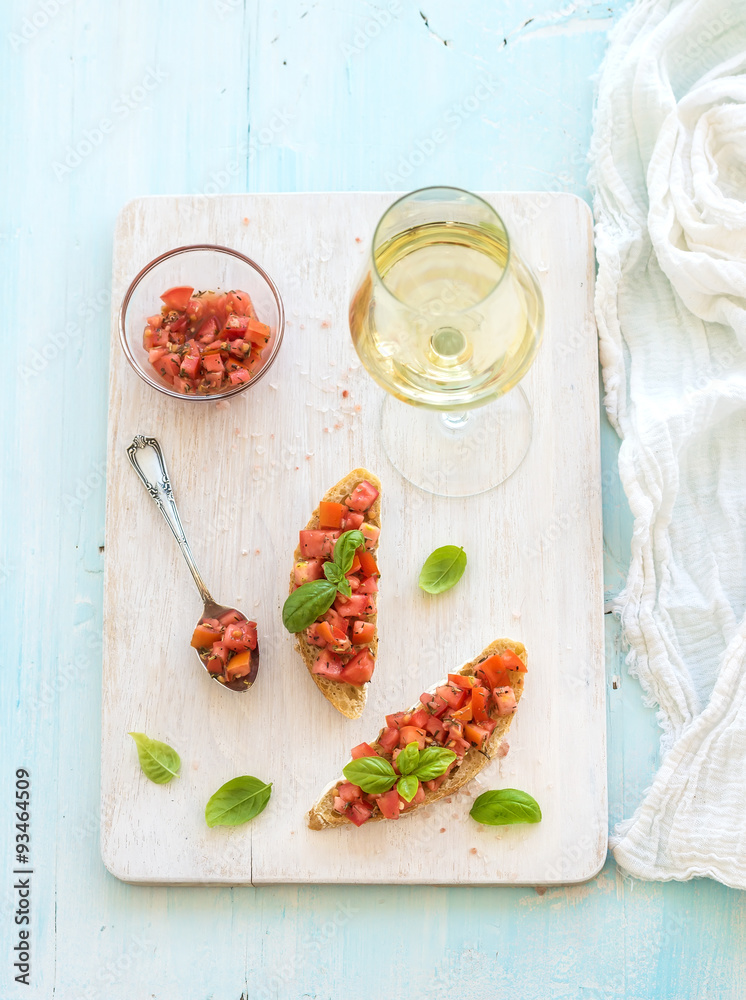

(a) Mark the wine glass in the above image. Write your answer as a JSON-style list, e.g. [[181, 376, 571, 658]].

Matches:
[[349, 186, 544, 496]]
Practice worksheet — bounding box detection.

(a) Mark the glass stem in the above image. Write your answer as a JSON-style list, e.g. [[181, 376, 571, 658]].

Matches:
[[440, 411, 472, 432]]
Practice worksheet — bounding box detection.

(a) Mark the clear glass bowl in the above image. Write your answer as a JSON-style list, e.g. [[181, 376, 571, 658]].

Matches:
[[119, 244, 285, 401]]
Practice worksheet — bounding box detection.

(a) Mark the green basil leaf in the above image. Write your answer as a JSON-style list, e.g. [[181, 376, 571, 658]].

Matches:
[[343, 755, 396, 794], [324, 562, 344, 586], [336, 576, 352, 598], [397, 774, 419, 803], [205, 775, 272, 828], [128, 732, 180, 784], [414, 746, 456, 781], [396, 742, 420, 776], [418, 545, 467, 595], [282, 579, 338, 633], [469, 789, 542, 826], [333, 530, 365, 574]]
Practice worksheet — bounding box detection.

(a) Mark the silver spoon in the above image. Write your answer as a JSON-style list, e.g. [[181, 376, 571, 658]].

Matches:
[[126, 435, 259, 692]]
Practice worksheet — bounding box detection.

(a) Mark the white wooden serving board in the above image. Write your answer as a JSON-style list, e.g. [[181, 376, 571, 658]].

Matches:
[[102, 192, 606, 885]]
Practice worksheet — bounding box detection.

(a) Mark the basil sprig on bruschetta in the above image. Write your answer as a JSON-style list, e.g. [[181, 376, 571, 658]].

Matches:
[[282, 529, 365, 632], [343, 743, 456, 803]]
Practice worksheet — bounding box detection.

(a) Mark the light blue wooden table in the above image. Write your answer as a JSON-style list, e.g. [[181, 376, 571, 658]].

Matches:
[[2, 2, 744, 998]]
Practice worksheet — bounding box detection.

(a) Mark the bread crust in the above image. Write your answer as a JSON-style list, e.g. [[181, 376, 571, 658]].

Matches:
[[307, 638, 525, 829], [291, 468, 381, 720]]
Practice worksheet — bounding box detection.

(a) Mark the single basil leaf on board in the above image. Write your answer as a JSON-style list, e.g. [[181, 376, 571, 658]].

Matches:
[[397, 774, 419, 803], [343, 756, 397, 795], [128, 732, 181, 784], [332, 529, 365, 574], [205, 775, 272, 828], [418, 546, 467, 595], [396, 742, 420, 776], [415, 746, 457, 781], [470, 789, 542, 826], [282, 579, 338, 633]]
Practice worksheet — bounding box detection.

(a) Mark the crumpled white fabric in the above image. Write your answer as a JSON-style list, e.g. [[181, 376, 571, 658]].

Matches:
[[590, 0, 746, 886]]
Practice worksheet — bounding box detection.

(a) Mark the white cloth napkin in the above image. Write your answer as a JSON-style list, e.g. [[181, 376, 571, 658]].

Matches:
[[590, 0, 746, 886]]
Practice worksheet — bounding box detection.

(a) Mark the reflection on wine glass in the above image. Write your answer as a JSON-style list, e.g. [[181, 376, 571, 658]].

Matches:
[[349, 186, 544, 497]]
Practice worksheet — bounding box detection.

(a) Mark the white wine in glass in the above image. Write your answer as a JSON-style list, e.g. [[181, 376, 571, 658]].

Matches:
[[349, 187, 544, 496]]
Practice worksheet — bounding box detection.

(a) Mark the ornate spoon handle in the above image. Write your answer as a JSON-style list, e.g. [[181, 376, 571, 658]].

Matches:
[[126, 435, 214, 605]]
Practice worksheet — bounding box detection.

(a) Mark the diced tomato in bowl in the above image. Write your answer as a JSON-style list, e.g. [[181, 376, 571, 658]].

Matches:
[[119, 246, 284, 400]]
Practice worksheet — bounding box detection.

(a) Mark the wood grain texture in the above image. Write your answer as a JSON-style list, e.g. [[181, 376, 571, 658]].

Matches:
[[101, 191, 605, 885], [3, 0, 746, 997]]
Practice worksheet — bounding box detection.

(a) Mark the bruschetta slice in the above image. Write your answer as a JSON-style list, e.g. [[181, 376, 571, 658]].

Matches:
[[289, 469, 381, 720], [308, 638, 525, 829]]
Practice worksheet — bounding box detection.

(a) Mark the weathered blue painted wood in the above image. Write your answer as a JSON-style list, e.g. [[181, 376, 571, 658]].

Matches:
[[1, 1, 744, 998]]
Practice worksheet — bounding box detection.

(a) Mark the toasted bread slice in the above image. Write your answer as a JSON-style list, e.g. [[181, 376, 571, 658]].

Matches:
[[308, 638, 525, 829], [291, 468, 381, 720]]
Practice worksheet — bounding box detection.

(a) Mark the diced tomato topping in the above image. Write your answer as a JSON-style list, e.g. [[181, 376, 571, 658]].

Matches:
[[376, 787, 401, 820], [318, 501, 345, 529], [360, 523, 380, 550], [420, 692, 449, 717], [201, 352, 224, 374], [425, 715, 448, 742], [476, 665, 510, 689], [424, 775, 447, 792], [494, 685, 518, 716], [339, 648, 375, 685], [333, 796, 348, 814], [448, 673, 474, 690], [347, 553, 362, 575], [357, 575, 378, 595], [499, 650, 527, 672], [464, 722, 489, 749], [144, 287, 270, 393], [223, 622, 252, 652], [218, 609, 243, 626], [399, 725, 427, 750], [481, 718, 498, 735], [299, 529, 339, 559], [245, 318, 271, 346], [312, 649, 344, 679], [226, 649, 254, 679], [305, 624, 327, 648], [190, 622, 222, 648], [345, 481, 379, 512], [451, 702, 473, 724], [357, 550, 379, 577], [410, 708, 429, 728], [436, 684, 467, 710], [335, 594, 370, 618], [322, 608, 347, 633], [471, 686, 492, 723], [341, 511, 364, 531], [160, 286, 194, 312], [385, 712, 408, 729], [338, 782, 362, 803], [447, 736, 471, 758], [445, 719, 464, 739], [377, 727, 400, 752], [351, 621, 375, 645], [351, 742, 377, 759], [328, 626, 352, 655], [294, 558, 325, 586], [347, 801, 374, 827]]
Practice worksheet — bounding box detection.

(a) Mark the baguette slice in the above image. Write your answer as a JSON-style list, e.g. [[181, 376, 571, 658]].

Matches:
[[291, 468, 381, 720], [308, 638, 525, 829]]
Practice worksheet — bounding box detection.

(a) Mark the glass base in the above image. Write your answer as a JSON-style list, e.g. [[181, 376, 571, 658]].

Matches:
[[380, 388, 533, 497]]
